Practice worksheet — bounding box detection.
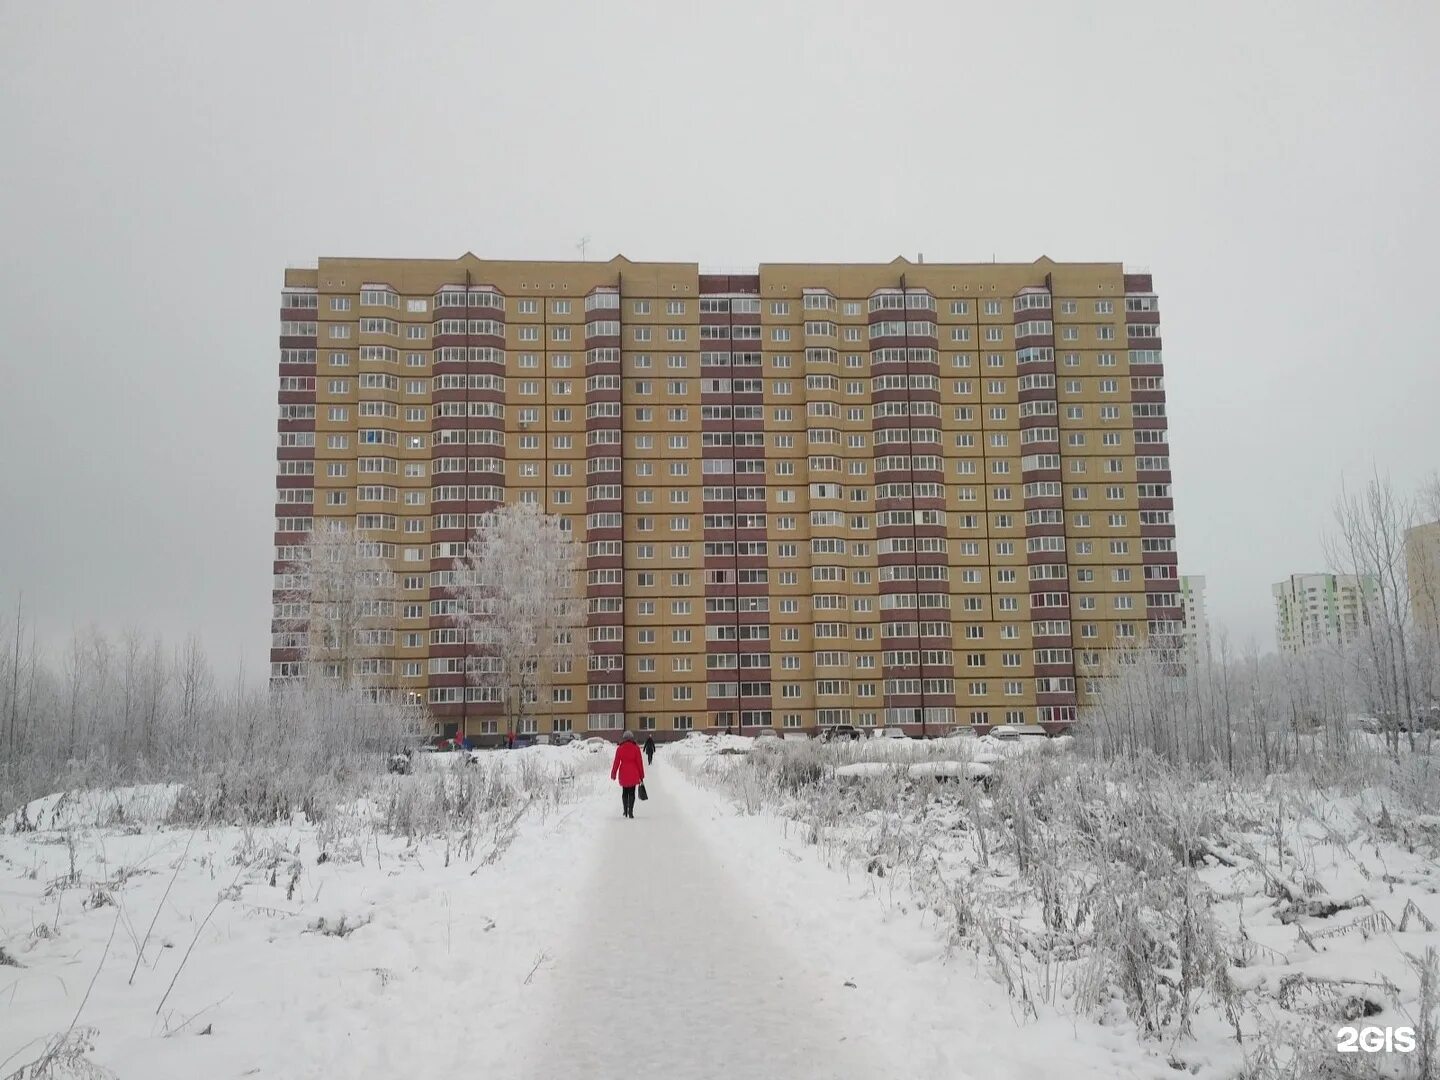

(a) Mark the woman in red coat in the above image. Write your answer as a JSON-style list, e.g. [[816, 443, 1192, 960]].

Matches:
[[610, 731, 646, 818]]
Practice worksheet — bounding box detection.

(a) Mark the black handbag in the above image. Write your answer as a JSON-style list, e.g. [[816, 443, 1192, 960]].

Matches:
[[637, 783, 648, 801]]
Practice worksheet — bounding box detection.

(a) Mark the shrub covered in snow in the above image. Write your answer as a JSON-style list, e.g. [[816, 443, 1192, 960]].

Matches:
[[0, 627, 425, 825]]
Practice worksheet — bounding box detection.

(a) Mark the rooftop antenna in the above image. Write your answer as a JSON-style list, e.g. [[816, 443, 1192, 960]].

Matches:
[[577, 235, 592, 261]]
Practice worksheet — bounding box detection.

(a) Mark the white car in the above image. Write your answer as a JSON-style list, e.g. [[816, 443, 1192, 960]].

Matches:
[[872, 728, 909, 740], [754, 729, 781, 742], [990, 724, 1048, 740]]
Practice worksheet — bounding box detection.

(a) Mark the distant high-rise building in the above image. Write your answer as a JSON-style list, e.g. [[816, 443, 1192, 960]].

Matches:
[[1272, 573, 1372, 653], [1406, 521, 1440, 644], [1180, 575, 1210, 665], [271, 254, 1178, 740]]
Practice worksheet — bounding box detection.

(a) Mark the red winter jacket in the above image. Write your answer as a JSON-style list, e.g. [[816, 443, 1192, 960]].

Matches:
[[611, 741, 645, 787]]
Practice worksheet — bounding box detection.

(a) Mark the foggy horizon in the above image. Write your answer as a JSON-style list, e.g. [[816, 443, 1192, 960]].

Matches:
[[2, 1, 1437, 681]]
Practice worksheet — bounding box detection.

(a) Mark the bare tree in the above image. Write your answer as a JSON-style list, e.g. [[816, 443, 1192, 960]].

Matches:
[[1081, 618, 1372, 779], [276, 525, 400, 698], [1326, 472, 1418, 753], [447, 504, 586, 741], [120, 627, 144, 760], [5, 594, 20, 762], [1409, 472, 1440, 718], [1216, 628, 1235, 774], [139, 634, 170, 760], [66, 626, 112, 753], [174, 634, 214, 740], [63, 628, 88, 748], [0, 620, 426, 819]]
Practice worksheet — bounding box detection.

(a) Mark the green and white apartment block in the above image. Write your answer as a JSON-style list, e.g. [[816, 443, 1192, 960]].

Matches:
[[1272, 573, 1374, 654], [1179, 574, 1210, 665]]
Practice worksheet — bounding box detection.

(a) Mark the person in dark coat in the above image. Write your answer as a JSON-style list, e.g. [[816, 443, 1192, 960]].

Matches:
[[610, 731, 646, 818], [643, 734, 656, 766]]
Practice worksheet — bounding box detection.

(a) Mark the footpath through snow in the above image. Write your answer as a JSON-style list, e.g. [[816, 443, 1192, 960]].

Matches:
[[2, 751, 1154, 1079], [514, 757, 1147, 1080], [516, 764, 888, 1080]]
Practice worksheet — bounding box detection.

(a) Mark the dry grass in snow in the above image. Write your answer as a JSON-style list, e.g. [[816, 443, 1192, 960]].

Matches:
[[672, 733, 1440, 1079]]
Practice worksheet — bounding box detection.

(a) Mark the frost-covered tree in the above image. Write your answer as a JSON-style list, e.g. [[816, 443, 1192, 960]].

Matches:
[[174, 633, 214, 739], [1084, 629, 1368, 775], [1411, 472, 1440, 714], [0, 618, 425, 818], [447, 504, 585, 740], [276, 524, 400, 697], [1326, 472, 1419, 752]]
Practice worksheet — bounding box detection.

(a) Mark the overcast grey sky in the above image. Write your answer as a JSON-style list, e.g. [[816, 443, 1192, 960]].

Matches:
[[1, 1, 1436, 678]]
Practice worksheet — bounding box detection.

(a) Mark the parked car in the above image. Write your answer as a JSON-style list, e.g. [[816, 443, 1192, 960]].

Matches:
[[822, 725, 862, 742], [941, 726, 974, 739], [1357, 714, 1421, 734], [989, 723, 1049, 740], [754, 729, 781, 743], [550, 731, 579, 746], [1398, 711, 1440, 733], [581, 737, 611, 753], [872, 728, 909, 740], [781, 731, 810, 742]]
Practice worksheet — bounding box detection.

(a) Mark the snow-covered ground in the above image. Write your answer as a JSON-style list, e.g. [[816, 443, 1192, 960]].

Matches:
[[2, 741, 1161, 1079], [4, 736, 1437, 1078], [669, 733, 1440, 1079], [1, 748, 602, 1079], [515, 758, 1144, 1080]]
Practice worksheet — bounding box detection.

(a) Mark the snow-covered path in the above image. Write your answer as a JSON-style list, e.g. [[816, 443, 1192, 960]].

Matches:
[[513, 760, 1147, 1080], [517, 764, 887, 1080], [3, 754, 1157, 1079]]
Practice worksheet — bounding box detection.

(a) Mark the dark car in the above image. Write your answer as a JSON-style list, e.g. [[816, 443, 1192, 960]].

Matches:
[[822, 724, 862, 742], [1398, 711, 1440, 733]]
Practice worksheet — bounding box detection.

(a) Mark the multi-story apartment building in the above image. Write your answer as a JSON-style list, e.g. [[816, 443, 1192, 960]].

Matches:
[[272, 255, 1176, 740], [1406, 521, 1440, 645], [1272, 573, 1373, 653], [1180, 574, 1210, 666]]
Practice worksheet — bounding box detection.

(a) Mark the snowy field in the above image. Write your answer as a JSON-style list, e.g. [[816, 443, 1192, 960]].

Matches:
[[672, 733, 1440, 1079], [3, 735, 1438, 1079], [0, 740, 1164, 1079], [1, 748, 603, 1079]]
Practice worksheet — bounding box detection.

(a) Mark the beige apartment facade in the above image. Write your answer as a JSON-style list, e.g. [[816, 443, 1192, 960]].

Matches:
[[272, 254, 1177, 740]]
